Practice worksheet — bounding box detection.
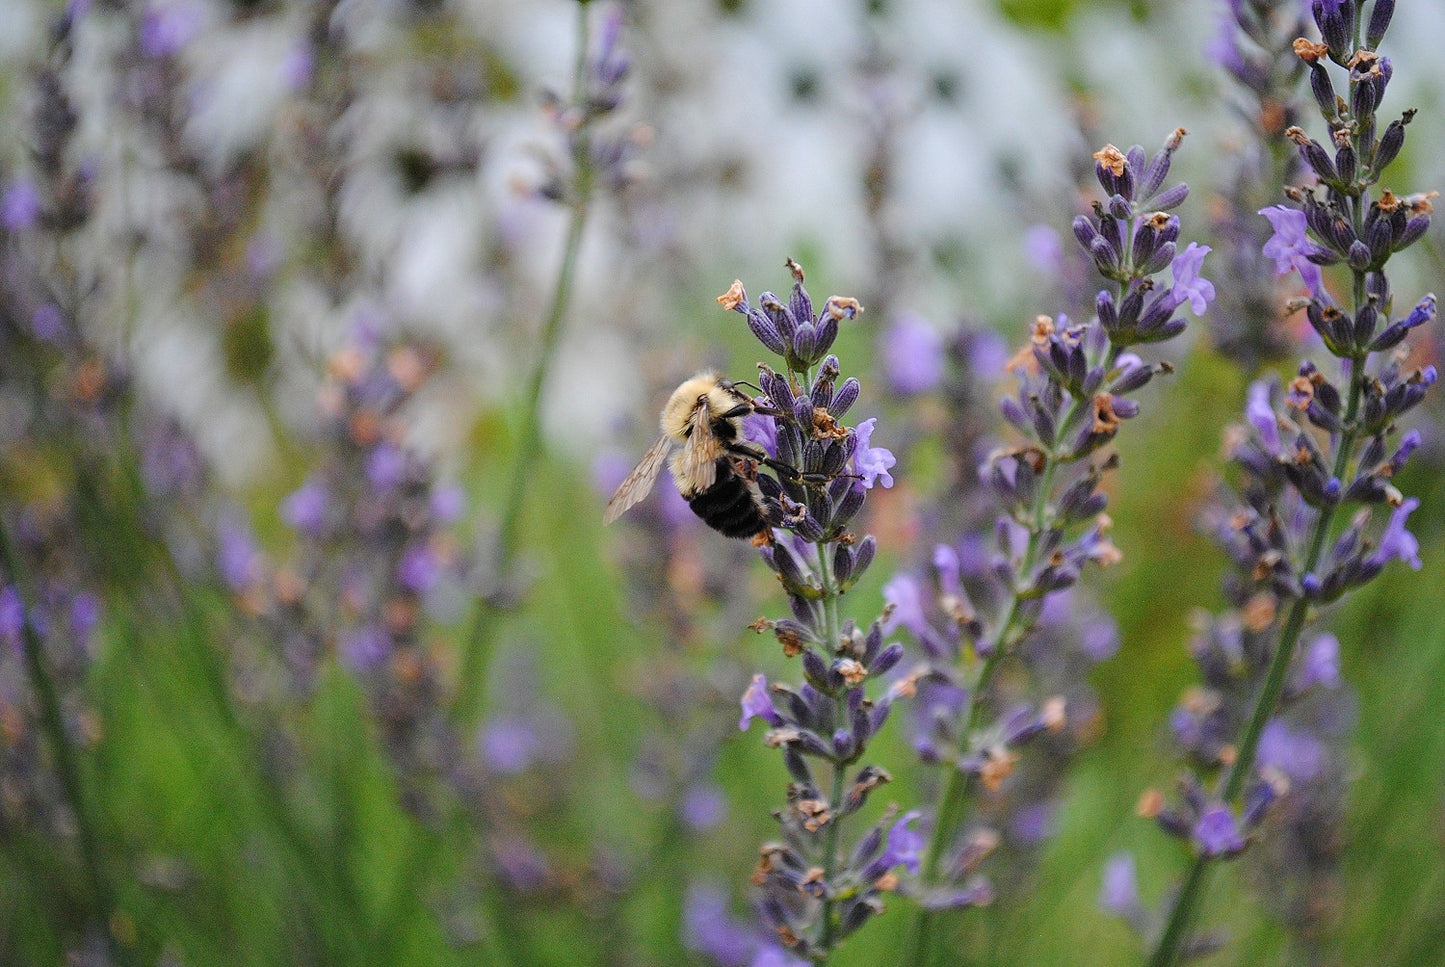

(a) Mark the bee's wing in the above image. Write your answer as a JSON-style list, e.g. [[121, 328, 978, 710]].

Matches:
[[604, 435, 673, 524], [679, 401, 720, 494]]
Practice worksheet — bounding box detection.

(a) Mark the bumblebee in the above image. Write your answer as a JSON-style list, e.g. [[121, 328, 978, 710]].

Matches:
[[604, 373, 773, 539]]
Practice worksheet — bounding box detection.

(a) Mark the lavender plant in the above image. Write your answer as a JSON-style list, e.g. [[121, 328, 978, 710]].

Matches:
[[705, 261, 919, 963], [896, 130, 1214, 966], [1208, 0, 1311, 369], [1112, 3, 1439, 964]]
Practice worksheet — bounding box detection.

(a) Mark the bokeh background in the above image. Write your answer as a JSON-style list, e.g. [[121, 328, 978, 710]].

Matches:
[[1, 0, 1443, 964]]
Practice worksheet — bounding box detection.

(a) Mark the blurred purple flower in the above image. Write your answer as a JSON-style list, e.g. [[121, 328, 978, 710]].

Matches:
[[2, 180, 41, 231], [681, 784, 727, 831], [883, 314, 945, 395], [1258, 718, 1327, 782], [682, 884, 755, 967], [882, 810, 924, 875], [69, 592, 101, 645], [430, 484, 465, 524], [281, 479, 328, 536], [1193, 806, 1244, 857], [1246, 380, 1281, 454], [216, 515, 261, 592], [0, 586, 23, 651], [1023, 224, 1064, 275], [31, 304, 66, 343], [1297, 633, 1341, 691], [881, 572, 928, 637], [365, 442, 407, 491], [481, 717, 544, 775], [340, 625, 390, 673], [397, 543, 441, 593], [139, 1, 203, 59], [1099, 852, 1141, 916]]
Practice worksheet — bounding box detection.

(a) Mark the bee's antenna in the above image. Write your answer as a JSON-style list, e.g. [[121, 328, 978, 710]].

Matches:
[[732, 379, 764, 394]]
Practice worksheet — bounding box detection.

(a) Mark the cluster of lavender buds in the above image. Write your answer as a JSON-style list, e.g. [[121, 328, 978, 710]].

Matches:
[[532, 3, 640, 204], [895, 131, 1213, 965], [714, 262, 918, 962], [1207, 0, 1311, 368], [1115, 4, 1438, 964], [228, 334, 467, 814]]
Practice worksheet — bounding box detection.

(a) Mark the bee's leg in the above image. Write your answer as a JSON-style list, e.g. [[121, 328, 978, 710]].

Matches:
[[717, 403, 754, 420], [725, 441, 837, 488]]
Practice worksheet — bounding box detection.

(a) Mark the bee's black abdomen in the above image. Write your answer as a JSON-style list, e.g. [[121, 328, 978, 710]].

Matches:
[[688, 459, 768, 539]]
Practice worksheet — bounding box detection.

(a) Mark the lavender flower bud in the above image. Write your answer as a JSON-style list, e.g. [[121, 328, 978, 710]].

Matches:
[[829, 377, 860, 418], [1368, 0, 1395, 48], [1374, 111, 1413, 171]]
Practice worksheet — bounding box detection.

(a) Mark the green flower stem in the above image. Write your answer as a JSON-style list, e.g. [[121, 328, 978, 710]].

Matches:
[[902, 351, 1120, 967], [373, 7, 595, 961], [815, 543, 847, 962], [453, 0, 594, 731], [1147, 258, 1370, 967], [0, 512, 130, 965]]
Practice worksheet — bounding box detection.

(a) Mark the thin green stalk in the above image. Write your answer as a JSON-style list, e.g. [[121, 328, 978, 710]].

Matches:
[[452, 0, 594, 731], [1147, 264, 1370, 967], [901, 398, 1077, 967], [0, 514, 131, 966], [815, 544, 847, 962], [373, 8, 596, 961]]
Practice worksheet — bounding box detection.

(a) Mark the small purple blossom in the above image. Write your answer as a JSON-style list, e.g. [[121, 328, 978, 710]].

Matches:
[[1259, 206, 1325, 299], [681, 784, 727, 831], [481, 717, 544, 775], [1193, 805, 1245, 857], [0, 586, 23, 650], [31, 304, 66, 343], [1371, 497, 1422, 570], [1170, 243, 1215, 316], [1023, 223, 1064, 274], [397, 543, 442, 594], [139, 1, 204, 59], [217, 515, 261, 593], [281, 479, 328, 535], [881, 572, 928, 637], [1246, 380, 1280, 454], [852, 418, 895, 489], [339, 624, 390, 673], [743, 412, 778, 459], [1257, 718, 1327, 783], [882, 810, 924, 875], [1298, 633, 1342, 691], [2, 180, 42, 231], [1099, 852, 1141, 916], [365, 442, 407, 491], [682, 884, 755, 967], [883, 314, 945, 395], [739, 674, 782, 730]]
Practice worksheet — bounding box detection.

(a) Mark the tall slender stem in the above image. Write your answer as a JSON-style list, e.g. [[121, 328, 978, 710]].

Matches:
[[1147, 277, 1369, 967], [815, 544, 847, 962], [453, 1, 594, 729], [902, 386, 1084, 967], [373, 7, 595, 960], [0, 514, 131, 965]]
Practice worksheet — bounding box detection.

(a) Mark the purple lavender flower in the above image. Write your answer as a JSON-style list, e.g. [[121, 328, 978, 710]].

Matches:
[[216, 514, 261, 593], [1169, 243, 1216, 316], [738, 674, 781, 730], [681, 784, 727, 831], [1257, 719, 1327, 783], [1193, 806, 1245, 857], [1099, 852, 1141, 918], [1297, 634, 1341, 691], [1259, 205, 1325, 298], [480, 717, 545, 775], [0, 586, 22, 651], [882, 811, 924, 875], [365, 442, 407, 491], [138, 1, 204, 59], [1370, 497, 1421, 571], [281, 479, 328, 536], [1, 180, 42, 231], [853, 418, 896, 489], [882, 314, 945, 395], [683, 884, 755, 967], [1023, 224, 1064, 275]]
